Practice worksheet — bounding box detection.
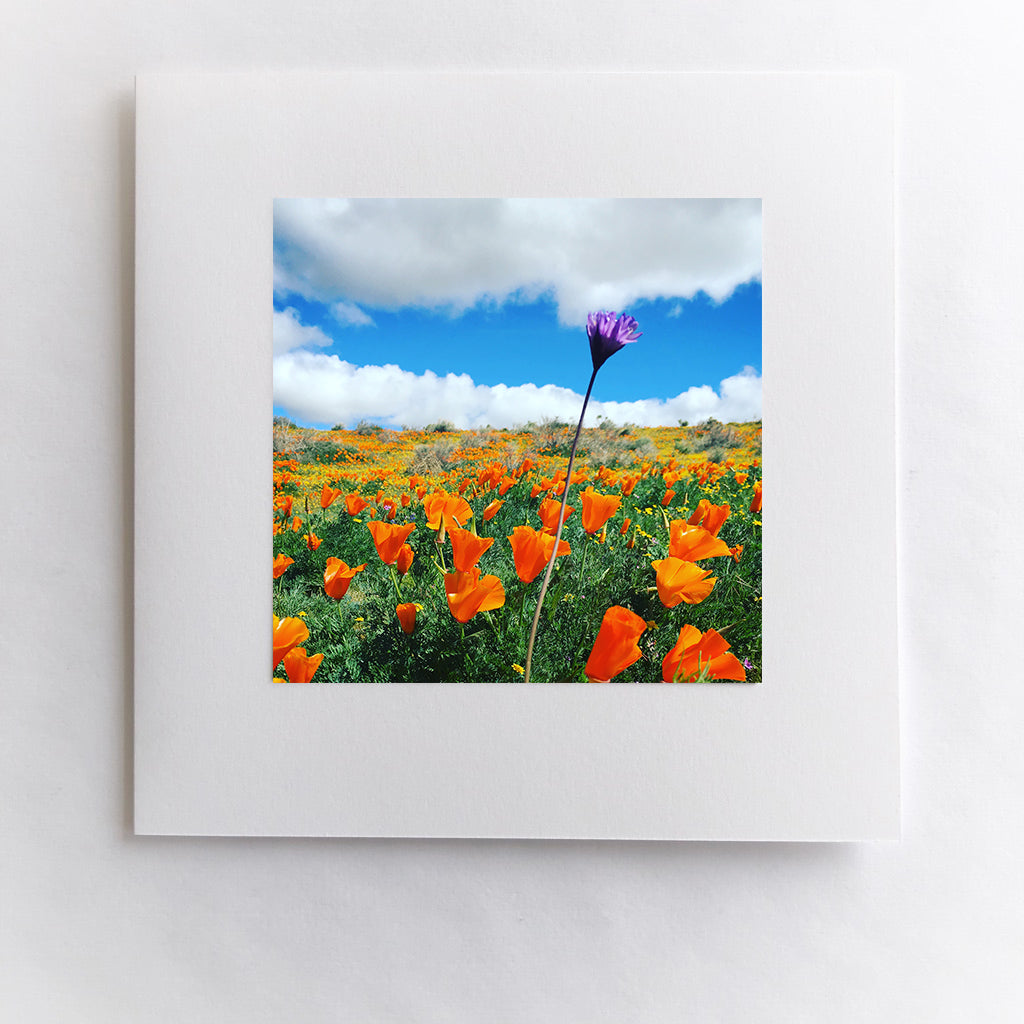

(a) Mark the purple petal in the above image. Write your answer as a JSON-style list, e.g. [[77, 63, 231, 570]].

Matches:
[[587, 310, 642, 371]]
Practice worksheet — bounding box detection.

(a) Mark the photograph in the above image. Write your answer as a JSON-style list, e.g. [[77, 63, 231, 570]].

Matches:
[[271, 198, 762, 683]]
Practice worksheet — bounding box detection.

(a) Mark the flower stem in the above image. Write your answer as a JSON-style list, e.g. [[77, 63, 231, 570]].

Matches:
[[523, 366, 598, 683]]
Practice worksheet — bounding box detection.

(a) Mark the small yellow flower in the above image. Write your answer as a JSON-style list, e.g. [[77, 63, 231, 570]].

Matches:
[[355, 616, 365, 622], [512, 664, 525, 674]]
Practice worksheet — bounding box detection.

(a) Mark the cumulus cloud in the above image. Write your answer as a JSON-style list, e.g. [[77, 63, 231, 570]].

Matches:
[[331, 300, 374, 327], [273, 307, 333, 356], [273, 351, 761, 429], [273, 198, 761, 325]]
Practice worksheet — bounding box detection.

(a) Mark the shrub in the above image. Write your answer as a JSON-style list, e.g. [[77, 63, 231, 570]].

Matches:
[[406, 438, 460, 476], [298, 437, 358, 465], [696, 418, 744, 451]]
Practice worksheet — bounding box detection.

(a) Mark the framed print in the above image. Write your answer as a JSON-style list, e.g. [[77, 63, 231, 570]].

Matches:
[[271, 197, 762, 687], [135, 72, 898, 838]]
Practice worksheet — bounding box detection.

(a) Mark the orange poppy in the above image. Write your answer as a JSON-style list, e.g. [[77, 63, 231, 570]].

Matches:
[[750, 480, 762, 514], [619, 517, 631, 536], [651, 557, 717, 608], [320, 484, 342, 509], [667, 521, 733, 561], [444, 568, 506, 623], [580, 487, 621, 534], [734, 473, 748, 486], [661, 625, 746, 683], [661, 489, 676, 507], [482, 498, 504, 521], [291, 516, 303, 532], [345, 494, 368, 516], [323, 557, 366, 599], [273, 553, 294, 579], [396, 543, 414, 576], [687, 500, 730, 537], [277, 495, 294, 517], [729, 544, 744, 564], [273, 615, 309, 669], [537, 498, 575, 534], [423, 491, 473, 532], [304, 531, 322, 551], [498, 475, 516, 495], [281, 647, 324, 683], [400, 493, 411, 507], [508, 525, 571, 584], [448, 524, 495, 573], [584, 606, 647, 682], [367, 521, 416, 565], [396, 603, 418, 634]]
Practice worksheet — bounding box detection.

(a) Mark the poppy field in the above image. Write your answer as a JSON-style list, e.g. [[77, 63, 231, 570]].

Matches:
[[272, 414, 762, 684]]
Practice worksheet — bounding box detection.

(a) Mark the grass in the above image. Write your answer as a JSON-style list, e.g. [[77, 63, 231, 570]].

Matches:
[[272, 422, 762, 684]]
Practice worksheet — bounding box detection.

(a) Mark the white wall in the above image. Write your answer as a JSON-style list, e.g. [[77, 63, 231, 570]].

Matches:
[[4, 3, 1021, 1020]]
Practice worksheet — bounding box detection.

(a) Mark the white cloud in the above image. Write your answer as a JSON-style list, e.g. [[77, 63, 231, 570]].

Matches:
[[331, 300, 374, 327], [272, 307, 333, 356], [273, 351, 761, 429], [273, 198, 761, 325]]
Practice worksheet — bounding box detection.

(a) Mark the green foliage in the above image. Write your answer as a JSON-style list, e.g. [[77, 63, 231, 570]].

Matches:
[[272, 448, 762, 685], [298, 438, 359, 465]]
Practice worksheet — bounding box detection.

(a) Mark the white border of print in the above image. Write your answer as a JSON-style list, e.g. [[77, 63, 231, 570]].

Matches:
[[135, 72, 898, 839]]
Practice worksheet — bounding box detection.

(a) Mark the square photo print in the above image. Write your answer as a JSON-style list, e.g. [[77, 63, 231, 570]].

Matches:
[[271, 198, 762, 684]]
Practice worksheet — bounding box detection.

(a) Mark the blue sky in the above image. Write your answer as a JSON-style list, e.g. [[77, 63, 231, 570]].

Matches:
[[273, 199, 761, 429]]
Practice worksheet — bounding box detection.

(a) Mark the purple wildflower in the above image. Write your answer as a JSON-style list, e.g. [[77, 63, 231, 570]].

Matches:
[[587, 311, 642, 372]]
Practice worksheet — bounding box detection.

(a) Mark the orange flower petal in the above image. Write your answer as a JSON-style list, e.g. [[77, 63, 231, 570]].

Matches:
[[396, 603, 417, 634], [396, 543, 414, 576], [273, 615, 309, 669], [537, 498, 575, 534], [320, 484, 342, 509], [508, 525, 571, 584], [662, 626, 746, 683], [444, 568, 506, 623], [651, 557, 717, 608], [345, 494, 368, 516], [750, 480, 762, 513], [281, 646, 324, 683], [667, 522, 733, 561], [448, 524, 495, 573], [323, 557, 366, 600], [367, 520, 416, 564], [584, 606, 646, 682], [580, 487, 621, 534]]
